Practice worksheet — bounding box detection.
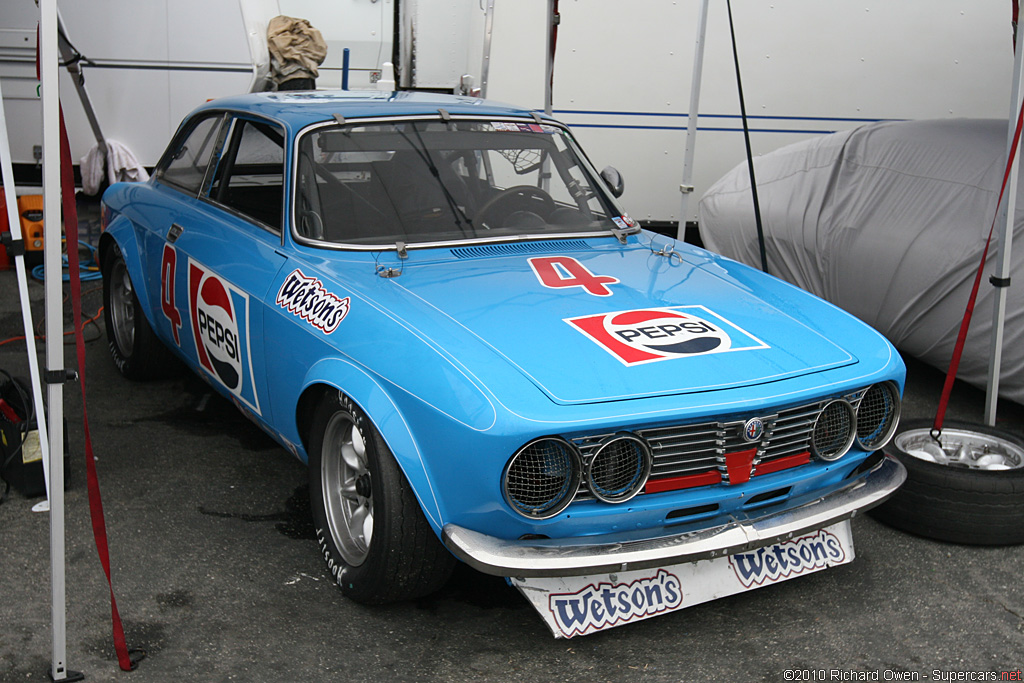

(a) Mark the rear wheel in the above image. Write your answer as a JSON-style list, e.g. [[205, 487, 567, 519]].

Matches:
[[308, 391, 455, 603], [102, 244, 176, 380]]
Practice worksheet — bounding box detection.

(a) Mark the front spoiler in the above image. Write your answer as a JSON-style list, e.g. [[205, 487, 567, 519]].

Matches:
[[442, 454, 906, 578]]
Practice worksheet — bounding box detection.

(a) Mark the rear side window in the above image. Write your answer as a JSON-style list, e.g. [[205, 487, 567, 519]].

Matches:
[[159, 115, 223, 194], [207, 117, 285, 232]]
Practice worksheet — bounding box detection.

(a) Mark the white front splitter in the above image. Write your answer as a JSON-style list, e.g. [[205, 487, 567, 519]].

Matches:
[[511, 520, 855, 638]]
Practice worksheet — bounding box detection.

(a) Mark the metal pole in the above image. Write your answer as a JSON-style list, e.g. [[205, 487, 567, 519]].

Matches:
[[544, 0, 555, 117], [984, 19, 1024, 425], [41, 0, 71, 679], [678, 0, 710, 240], [56, 10, 104, 148], [342, 47, 350, 91], [480, 0, 495, 99], [0, 75, 52, 502]]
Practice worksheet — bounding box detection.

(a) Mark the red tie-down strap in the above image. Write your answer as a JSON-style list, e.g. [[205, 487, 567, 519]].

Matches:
[[39, 26, 137, 671], [932, 93, 1024, 438]]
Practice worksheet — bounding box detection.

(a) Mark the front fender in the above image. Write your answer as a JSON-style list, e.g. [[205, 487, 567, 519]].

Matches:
[[99, 217, 157, 330], [300, 357, 445, 532]]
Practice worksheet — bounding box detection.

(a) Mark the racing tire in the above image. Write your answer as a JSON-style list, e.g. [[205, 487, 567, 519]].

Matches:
[[309, 391, 456, 604], [102, 244, 177, 380], [869, 419, 1024, 545]]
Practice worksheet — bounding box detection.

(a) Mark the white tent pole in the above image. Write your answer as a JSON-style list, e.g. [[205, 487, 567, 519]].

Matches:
[[40, 0, 72, 679], [678, 0, 711, 240], [984, 21, 1024, 425], [544, 0, 555, 118], [0, 74, 52, 500], [479, 0, 495, 99]]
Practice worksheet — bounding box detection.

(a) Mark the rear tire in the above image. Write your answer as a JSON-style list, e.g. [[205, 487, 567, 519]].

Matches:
[[869, 419, 1024, 545], [309, 391, 455, 603], [102, 244, 176, 380]]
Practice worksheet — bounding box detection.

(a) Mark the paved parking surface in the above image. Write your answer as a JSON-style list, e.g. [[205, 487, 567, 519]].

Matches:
[[1, 268, 1022, 682]]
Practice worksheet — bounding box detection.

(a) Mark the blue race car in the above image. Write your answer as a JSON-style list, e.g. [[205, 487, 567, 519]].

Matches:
[[101, 91, 905, 636]]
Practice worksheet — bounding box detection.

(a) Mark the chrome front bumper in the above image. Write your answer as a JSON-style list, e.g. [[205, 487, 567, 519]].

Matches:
[[442, 455, 906, 578]]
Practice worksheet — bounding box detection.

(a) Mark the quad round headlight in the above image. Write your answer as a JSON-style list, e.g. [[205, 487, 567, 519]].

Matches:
[[811, 399, 856, 461], [503, 437, 582, 519], [585, 434, 652, 504], [856, 381, 901, 450]]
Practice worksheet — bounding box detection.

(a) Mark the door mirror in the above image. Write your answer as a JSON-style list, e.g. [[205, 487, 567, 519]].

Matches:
[[600, 166, 624, 198]]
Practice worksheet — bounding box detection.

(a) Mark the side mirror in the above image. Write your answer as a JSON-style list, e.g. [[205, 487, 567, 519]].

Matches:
[[600, 166, 624, 198]]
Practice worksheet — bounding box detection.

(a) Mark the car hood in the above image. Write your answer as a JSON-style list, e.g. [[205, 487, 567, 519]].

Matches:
[[356, 242, 857, 405]]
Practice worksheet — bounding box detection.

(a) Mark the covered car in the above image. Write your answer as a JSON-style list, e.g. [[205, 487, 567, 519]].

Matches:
[[100, 91, 905, 637], [699, 118, 1024, 404]]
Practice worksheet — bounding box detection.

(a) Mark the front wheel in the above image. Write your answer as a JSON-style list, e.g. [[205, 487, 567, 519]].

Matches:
[[308, 391, 455, 603]]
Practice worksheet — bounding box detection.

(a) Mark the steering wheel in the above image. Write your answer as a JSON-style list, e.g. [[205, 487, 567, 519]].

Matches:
[[475, 185, 555, 229]]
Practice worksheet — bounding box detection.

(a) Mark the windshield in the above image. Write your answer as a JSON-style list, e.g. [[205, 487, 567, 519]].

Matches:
[[293, 119, 630, 247]]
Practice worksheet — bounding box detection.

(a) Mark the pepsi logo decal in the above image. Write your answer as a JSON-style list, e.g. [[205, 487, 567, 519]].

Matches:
[[565, 306, 768, 366], [188, 259, 261, 415], [276, 269, 350, 334]]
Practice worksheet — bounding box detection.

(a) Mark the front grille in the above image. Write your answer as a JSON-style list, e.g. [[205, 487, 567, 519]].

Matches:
[[570, 390, 868, 501]]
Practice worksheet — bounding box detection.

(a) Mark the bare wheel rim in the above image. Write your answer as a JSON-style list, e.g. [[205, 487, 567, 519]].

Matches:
[[321, 412, 373, 566], [109, 259, 135, 355], [896, 426, 1024, 471]]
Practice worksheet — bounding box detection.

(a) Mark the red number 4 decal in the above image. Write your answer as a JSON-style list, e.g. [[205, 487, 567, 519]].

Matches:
[[528, 256, 619, 297], [161, 243, 183, 345]]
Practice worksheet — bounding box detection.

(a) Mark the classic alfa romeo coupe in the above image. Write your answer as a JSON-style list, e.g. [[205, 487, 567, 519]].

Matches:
[[101, 91, 906, 637]]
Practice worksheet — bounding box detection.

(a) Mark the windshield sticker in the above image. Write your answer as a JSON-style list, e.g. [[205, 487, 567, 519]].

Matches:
[[565, 306, 769, 366], [276, 268, 351, 334], [491, 121, 559, 134], [188, 259, 261, 415]]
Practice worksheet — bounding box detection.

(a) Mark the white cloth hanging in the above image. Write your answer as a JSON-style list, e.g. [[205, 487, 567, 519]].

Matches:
[[80, 140, 149, 195]]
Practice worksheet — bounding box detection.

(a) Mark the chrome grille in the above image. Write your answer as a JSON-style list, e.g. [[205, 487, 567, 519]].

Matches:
[[571, 390, 869, 501]]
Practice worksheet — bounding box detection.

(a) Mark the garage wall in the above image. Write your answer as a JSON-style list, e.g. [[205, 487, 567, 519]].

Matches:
[[0, 0, 1014, 224]]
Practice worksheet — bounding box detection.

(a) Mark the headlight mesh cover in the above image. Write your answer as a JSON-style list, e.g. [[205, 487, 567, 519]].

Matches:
[[856, 382, 900, 450], [586, 436, 651, 503], [812, 400, 855, 461], [504, 438, 580, 518]]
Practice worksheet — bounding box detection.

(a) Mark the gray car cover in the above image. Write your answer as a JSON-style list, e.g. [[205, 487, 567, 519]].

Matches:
[[699, 118, 1024, 405]]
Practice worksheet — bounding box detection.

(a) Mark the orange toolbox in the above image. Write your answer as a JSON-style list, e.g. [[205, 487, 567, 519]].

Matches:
[[18, 194, 45, 254]]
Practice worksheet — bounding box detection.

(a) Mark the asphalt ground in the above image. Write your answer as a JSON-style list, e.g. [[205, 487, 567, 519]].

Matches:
[[1, 252, 1022, 683]]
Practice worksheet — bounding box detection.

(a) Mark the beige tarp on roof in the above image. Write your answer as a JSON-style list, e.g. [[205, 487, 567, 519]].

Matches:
[[267, 15, 328, 84]]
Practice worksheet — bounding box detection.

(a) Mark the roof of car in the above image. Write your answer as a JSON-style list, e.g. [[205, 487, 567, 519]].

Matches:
[[192, 90, 550, 131]]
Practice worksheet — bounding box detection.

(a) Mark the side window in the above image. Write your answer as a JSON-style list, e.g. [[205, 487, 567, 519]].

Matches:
[[158, 115, 223, 194], [208, 117, 285, 232]]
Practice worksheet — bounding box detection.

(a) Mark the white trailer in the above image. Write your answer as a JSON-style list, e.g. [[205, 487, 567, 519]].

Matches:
[[0, 0, 1013, 229]]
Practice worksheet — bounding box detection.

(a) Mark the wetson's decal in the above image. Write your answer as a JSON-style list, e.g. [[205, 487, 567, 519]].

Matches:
[[729, 529, 846, 588], [566, 306, 769, 366], [547, 569, 683, 638], [276, 269, 351, 334]]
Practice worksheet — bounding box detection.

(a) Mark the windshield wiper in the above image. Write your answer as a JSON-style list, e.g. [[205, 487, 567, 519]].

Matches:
[[398, 125, 475, 237]]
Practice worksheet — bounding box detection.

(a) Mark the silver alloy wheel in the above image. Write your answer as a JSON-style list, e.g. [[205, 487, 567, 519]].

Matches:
[[109, 259, 136, 355], [321, 412, 373, 566], [896, 426, 1024, 471]]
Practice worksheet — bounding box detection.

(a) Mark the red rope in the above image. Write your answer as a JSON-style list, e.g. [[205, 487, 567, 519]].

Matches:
[[932, 97, 1024, 436], [39, 25, 134, 672]]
